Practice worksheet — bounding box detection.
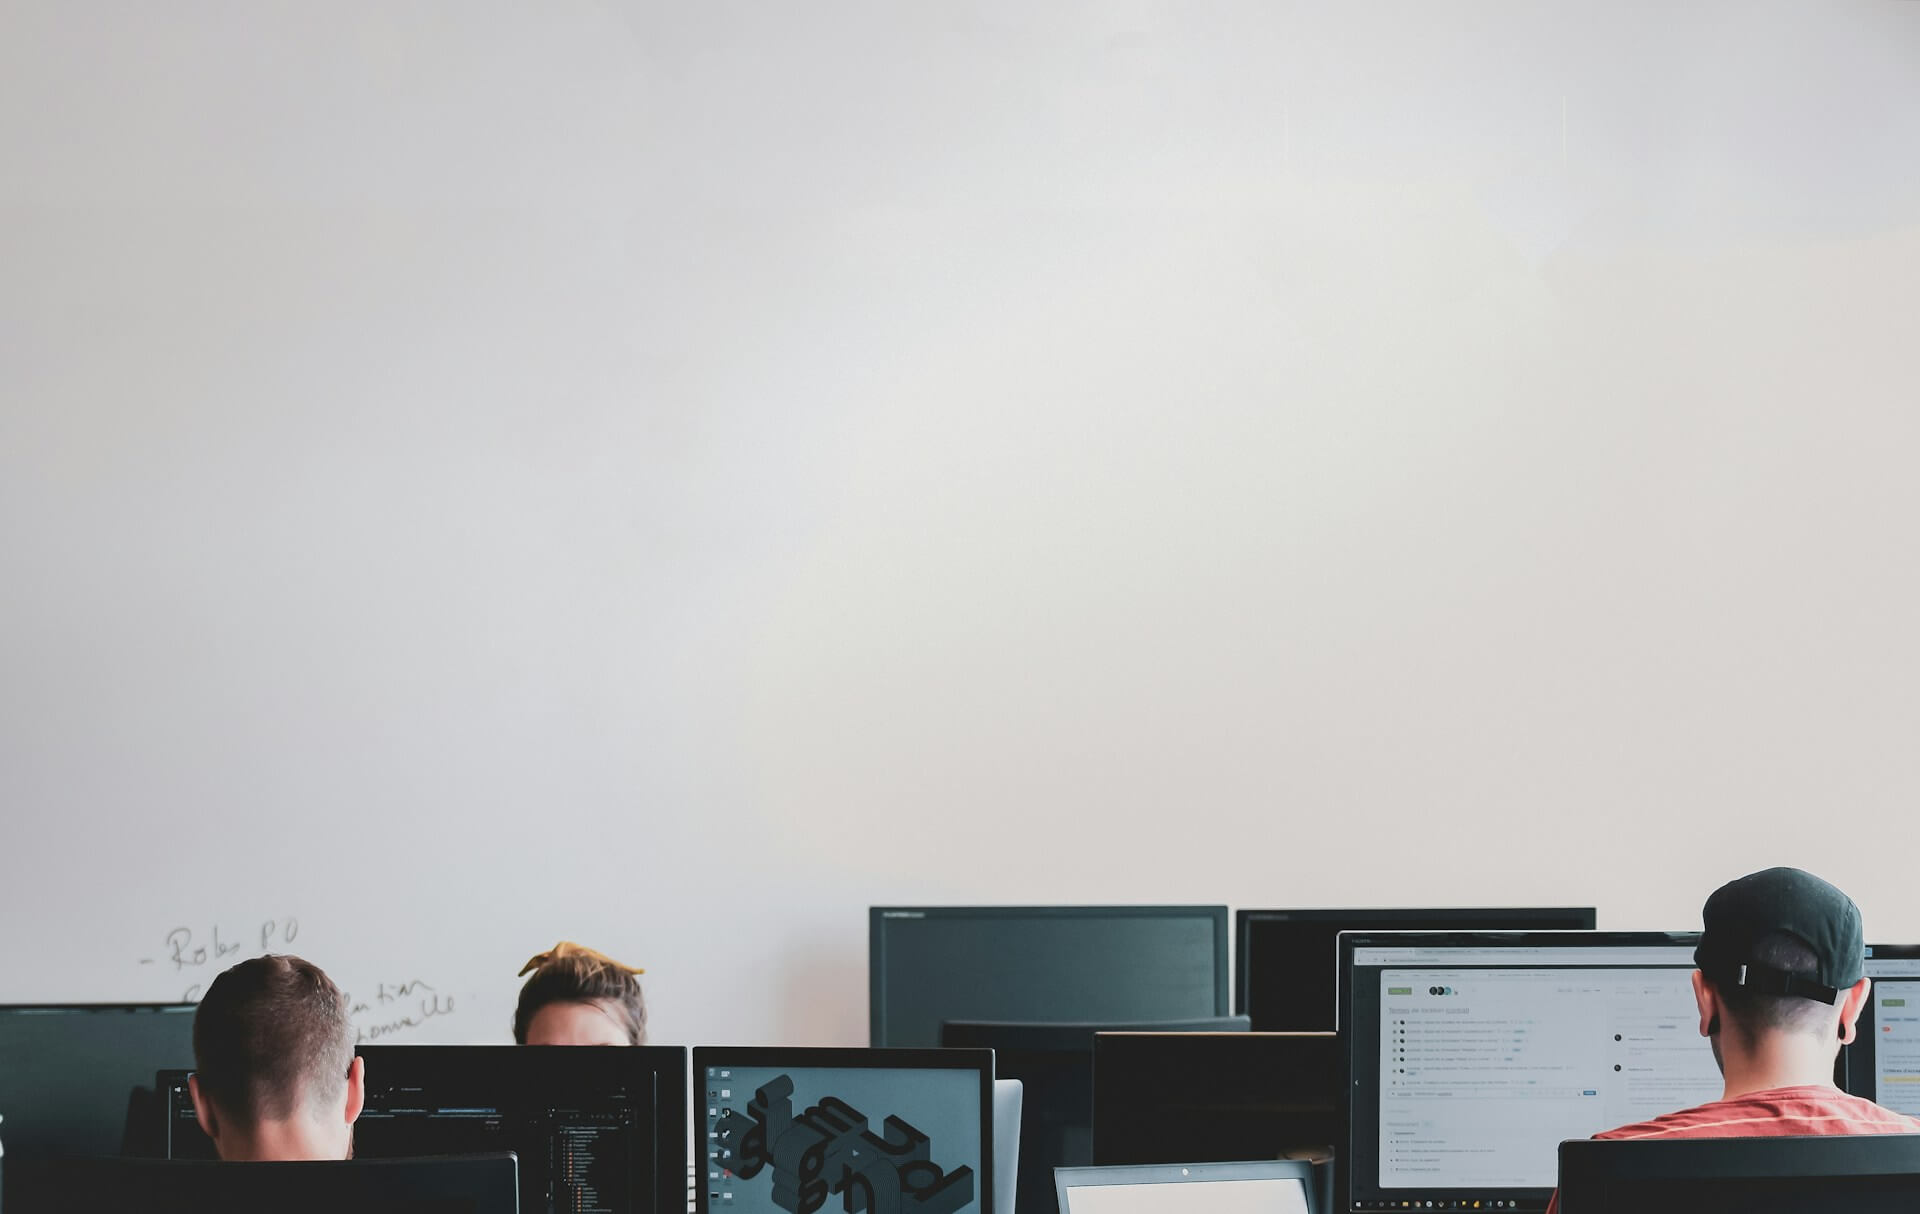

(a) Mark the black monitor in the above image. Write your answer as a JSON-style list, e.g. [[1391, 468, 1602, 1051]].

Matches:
[[1091, 1030, 1339, 1167], [0, 1003, 196, 1160], [163, 1045, 688, 1214], [3, 1154, 519, 1214], [1236, 908, 1597, 1032], [869, 906, 1230, 1048], [1557, 1134, 1920, 1213], [694, 1045, 994, 1214], [941, 1019, 1248, 1214], [1844, 944, 1920, 1114], [1341, 931, 1718, 1213]]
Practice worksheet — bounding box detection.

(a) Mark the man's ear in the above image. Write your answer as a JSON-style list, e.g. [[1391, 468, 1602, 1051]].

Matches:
[[188, 1073, 220, 1145], [1692, 970, 1719, 1038], [1839, 976, 1873, 1046], [343, 1054, 365, 1126]]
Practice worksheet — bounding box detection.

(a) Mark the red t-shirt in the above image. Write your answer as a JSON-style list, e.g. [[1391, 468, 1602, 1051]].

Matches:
[[1544, 1085, 1920, 1214]]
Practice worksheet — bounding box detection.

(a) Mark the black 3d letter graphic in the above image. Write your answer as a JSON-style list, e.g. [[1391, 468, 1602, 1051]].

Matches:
[[733, 1074, 796, 1180], [734, 1076, 977, 1214]]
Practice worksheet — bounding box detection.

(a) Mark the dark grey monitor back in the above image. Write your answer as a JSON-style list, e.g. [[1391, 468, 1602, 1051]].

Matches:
[[1235, 907, 1596, 1031], [1558, 1135, 1920, 1214], [163, 1045, 689, 1214], [5, 1153, 520, 1214], [869, 906, 1229, 1047], [1091, 1030, 1340, 1167], [0, 1003, 197, 1159]]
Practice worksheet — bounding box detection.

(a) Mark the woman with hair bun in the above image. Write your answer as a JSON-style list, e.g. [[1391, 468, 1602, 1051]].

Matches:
[[513, 941, 647, 1046]]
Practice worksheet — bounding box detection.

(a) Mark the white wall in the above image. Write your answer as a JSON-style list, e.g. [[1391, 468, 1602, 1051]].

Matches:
[[3, 0, 1918, 1047]]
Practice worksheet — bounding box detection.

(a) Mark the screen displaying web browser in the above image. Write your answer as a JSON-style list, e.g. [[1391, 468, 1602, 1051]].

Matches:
[[1346, 939, 1721, 1211], [1860, 953, 1920, 1116]]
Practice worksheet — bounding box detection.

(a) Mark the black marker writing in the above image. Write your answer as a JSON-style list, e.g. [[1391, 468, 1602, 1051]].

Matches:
[[349, 983, 455, 1044], [142, 918, 300, 977]]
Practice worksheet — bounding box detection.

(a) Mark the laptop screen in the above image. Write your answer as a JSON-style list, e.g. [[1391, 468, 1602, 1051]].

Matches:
[[1342, 932, 1720, 1212], [1058, 1164, 1311, 1214]]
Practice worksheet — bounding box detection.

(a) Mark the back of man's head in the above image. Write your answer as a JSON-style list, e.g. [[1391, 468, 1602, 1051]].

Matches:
[[1695, 867, 1866, 1047], [193, 955, 353, 1128], [1711, 929, 1837, 1038]]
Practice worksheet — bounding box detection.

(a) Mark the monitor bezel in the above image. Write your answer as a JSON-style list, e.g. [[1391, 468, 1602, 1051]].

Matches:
[[868, 905, 1231, 1047], [1338, 929, 1702, 1214], [1557, 1133, 1920, 1213], [940, 1015, 1250, 1052], [692, 1045, 997, 1214], [9, 1152, 520, 1214], [1234, 908, 1598, 1024], [1056, 1159, 1317, 1213]]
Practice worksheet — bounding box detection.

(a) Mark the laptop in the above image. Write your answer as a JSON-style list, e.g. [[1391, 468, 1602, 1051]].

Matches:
[[1055, 1161, 1314, 1214]]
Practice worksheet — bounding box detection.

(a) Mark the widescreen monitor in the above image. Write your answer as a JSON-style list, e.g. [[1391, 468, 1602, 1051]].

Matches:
[[4, 1153, 520, 1214], [164, 1045, 688, 1214], [940, 1018, 1248, 1214], [1091, 1031, 1339, 1168], [1235, 908, 1597, 1032], [694, 1046, 994, 1214], [869, 906, 1229, 1048], [1340, 931, 1718, 1213], [1844, 944, 1920, 1115], [0, 1003, 196, 1159], [1557, 1134, 1920, 1213]]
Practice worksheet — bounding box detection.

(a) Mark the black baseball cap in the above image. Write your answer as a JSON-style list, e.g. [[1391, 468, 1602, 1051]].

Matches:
[[1693, 867, 1864, 1005]]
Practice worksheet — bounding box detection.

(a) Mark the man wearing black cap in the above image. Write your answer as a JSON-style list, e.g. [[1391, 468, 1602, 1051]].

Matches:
[[1546, 868, 1919, 1213]]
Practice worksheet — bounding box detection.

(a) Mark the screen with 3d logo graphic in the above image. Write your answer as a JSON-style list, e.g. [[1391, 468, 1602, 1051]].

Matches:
[[695, 1048, 994, 1214]]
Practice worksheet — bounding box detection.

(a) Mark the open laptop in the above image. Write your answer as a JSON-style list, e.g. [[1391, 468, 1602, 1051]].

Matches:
[[1056, 1162, 1313, 1214]]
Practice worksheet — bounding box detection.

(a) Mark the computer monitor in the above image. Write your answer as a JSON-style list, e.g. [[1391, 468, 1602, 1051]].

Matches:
[[1844, 944, 1920, 1115], [940, 1019, 1249, 1214], [163, 1045, 688, 1214], [1090, 1031, 1338, 1168], [869, 906, 1230, 1048], [694, 1046, 994, 1214], [1557, 1134, 1920, 1213], [1235, 908, 1598, 1032], [5, 1153, 520, 1214], [0, 1003, 197, 1159], [1340, 931, 1719, 1213], [1056, 1161, 1315, 1214]]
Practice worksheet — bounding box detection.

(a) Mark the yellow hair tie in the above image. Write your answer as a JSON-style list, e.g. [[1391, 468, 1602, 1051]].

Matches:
[[518, 940, 646, 978]]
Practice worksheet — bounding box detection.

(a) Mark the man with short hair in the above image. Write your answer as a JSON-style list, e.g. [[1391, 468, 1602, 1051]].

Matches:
[[1547, 868, 1920, 1212], [188, 954, 364, 1161]]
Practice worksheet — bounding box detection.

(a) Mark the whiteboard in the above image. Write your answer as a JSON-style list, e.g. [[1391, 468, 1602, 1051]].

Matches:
[[3, 0, 1919, 1047]]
